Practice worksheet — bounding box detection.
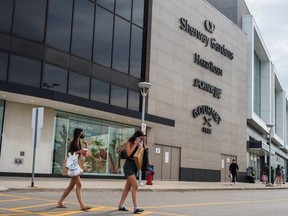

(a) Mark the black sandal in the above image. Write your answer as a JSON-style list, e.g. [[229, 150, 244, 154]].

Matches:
[[134, 208, 144, 213], [118, 206, 129, 211]]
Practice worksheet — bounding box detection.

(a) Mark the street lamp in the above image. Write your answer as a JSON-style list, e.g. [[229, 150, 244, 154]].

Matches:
[[266, 123, 274, 186], [138, 82, 152, 186]]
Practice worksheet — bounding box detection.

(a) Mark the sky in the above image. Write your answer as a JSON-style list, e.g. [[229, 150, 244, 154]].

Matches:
[[244, 0, 288, 93]]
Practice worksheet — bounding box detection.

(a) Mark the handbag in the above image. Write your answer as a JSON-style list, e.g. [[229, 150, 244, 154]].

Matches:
[[133, 145, 144, 169], [63, 152, 83, 177], [119, 149, 128, 159]]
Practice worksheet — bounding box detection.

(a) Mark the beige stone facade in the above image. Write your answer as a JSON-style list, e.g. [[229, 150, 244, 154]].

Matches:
[[146, 0, 247, 180]]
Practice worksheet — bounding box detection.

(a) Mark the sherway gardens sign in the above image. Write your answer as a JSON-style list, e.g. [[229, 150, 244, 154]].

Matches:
[[178, 17, 235, 134]]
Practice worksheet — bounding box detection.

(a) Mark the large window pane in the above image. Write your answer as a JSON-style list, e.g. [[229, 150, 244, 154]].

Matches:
[[128, 89, 140, 111], [132, 0, 144, 27], [46, 0, 73, 52], [253, 52, 261, 117], [52, 116, 68, 174], [0, 0, 13, 33], [53, 111, 138, 175], [97, 0, 114, 12], [91, 79, 110, 103], [68, 71, 90, 98], [112, 17, 130, 73], [0, 100, 4, 152], [0, 51, 8, 81], [111, 84, 127, 108], [12, 0, 46, 42], [115, 0, 132, 20], [93, 6, 113, 67], [9, 55, 41, 87], [130, 25, 143, 78], [43, 64, 68, 93], [71, 0, 94, 60]]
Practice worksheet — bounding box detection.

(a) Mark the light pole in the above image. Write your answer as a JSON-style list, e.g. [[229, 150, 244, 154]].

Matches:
[[266, 123, 274, 186], [138, 82, 152, 186]]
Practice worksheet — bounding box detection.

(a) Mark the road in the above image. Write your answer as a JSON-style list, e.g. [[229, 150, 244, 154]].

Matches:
[[0, 189, 287, 215]]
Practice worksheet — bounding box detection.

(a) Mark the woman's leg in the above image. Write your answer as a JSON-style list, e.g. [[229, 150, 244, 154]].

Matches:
[[127, 174, 138, 209], [277, 176, 281, 185], [74, 176, 87, 209], [58, 178, 76, 206], [118, 179, 132, 207]]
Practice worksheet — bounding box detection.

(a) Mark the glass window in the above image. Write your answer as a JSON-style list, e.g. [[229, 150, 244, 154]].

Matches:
[[128, 89, 140, 111], [111, 84, 127, 108], [43, 64, 68, 93], [132, 0, 144, 27], [112, 17, 130, 73], [68, 71, 90, 98], [253, 52, 261, 117], [91, 79, 110, 103], [130, 25, 143, 78], [97, 0, 114, 12], [9, 55, 41, 87], [46, 0, 73, 52], [53, 111, 138, 175], [115, 0, 132, 20], [0, 0, 13, 33], [0, 51, 8, 81], [93, 6, 113, 67], [52, 116, 69, 174], [12, 0, 46, 42], [0, 100, 4, 152], [71, 0, 94, 60]]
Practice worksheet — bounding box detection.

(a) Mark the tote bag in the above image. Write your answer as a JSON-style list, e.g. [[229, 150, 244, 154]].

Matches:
[[63, 152, 83, 177], [62, 157, 84, 176], [133, 145, 144, 169]]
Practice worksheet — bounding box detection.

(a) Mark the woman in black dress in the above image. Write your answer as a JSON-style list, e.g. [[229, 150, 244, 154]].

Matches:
[[117, 130, 147, 214]]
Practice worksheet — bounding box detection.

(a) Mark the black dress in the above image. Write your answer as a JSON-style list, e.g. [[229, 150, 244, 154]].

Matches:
[[123, 146, 138, 177]]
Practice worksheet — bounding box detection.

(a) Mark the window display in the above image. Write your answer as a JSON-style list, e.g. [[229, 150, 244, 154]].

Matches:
[[53, 111, 137, 176]]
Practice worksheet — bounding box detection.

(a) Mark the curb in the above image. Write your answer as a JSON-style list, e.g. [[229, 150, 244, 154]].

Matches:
[[2, 186, 288, 192]]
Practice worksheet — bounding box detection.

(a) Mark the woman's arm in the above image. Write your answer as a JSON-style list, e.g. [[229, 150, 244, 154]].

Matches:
[[126, 138, 140, 157]]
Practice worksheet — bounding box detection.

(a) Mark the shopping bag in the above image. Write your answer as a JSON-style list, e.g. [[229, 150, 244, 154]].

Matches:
[[133, 145, 144, 169], [65, 152, 83, 177], [62, 157, 84, 176]]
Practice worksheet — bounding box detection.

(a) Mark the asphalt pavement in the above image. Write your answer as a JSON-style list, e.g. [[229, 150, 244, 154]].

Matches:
[[1, 177, 288, 192]]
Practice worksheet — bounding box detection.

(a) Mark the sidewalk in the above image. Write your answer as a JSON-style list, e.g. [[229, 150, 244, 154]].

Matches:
[[1, 177, 288, 192]]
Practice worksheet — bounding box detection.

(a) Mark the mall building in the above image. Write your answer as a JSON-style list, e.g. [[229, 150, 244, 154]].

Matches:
[[0, 0, 286, 182], [208, 0, 288, 181]]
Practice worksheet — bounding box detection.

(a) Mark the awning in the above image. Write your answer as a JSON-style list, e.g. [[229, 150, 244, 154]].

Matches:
[[247, 140, 274, 156]]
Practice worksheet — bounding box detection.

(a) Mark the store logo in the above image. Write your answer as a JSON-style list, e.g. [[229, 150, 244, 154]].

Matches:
[[193, 78, 222, 99], [204, 20, 215, 33], [192, 105, 222, 134], [203, 116, 212, 127]]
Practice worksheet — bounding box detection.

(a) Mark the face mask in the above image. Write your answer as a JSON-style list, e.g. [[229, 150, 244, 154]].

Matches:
[[80, 134, 85, 139]]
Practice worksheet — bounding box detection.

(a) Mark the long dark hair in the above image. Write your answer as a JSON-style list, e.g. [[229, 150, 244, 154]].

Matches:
[[128, 130, 144, 145], [68, 128, 83, 153]]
